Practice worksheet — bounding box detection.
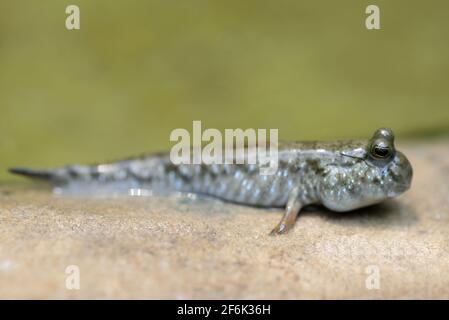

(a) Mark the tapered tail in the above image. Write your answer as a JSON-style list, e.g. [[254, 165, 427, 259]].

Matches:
[[9, 167, 70, 186], [9, 160, 162, 195], [9, 167, 54, 180], [9, 163, 129, 187]]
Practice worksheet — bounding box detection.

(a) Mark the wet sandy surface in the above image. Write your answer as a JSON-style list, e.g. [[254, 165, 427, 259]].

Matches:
[[0, 140, 448, 299]]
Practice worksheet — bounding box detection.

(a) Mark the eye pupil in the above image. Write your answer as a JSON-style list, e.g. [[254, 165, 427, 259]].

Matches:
[[373, 146, 389, 158]]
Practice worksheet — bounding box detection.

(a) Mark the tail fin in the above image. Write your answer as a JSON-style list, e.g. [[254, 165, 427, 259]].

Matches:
[[9, 167, 55, 181]]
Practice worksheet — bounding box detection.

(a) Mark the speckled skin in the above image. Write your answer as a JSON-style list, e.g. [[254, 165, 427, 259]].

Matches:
[[10, 128, 413, 234]]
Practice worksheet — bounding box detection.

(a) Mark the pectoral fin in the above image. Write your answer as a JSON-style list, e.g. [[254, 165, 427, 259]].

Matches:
[[270, 187, 303, 235]]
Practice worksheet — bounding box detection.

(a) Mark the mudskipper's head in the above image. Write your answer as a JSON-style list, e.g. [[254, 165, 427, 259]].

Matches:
[[320, 128, 413, 211], [365, 128, 413, 198]]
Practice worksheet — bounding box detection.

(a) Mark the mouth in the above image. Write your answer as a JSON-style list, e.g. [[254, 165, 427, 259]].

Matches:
[[386, 183, 410, 198]]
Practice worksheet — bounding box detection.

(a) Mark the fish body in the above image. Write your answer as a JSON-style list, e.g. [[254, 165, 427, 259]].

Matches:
[[10, 128, 413, 234]]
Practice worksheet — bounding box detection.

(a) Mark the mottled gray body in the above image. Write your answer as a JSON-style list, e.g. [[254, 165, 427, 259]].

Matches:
[[10, 128, 413, 234]]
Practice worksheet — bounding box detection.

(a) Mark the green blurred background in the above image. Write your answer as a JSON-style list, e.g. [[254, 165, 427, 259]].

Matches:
[[1, 0, 448, 180]]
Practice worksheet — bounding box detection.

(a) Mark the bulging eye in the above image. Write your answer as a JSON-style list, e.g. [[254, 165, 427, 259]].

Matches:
[[370, 139, 392, 159]]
